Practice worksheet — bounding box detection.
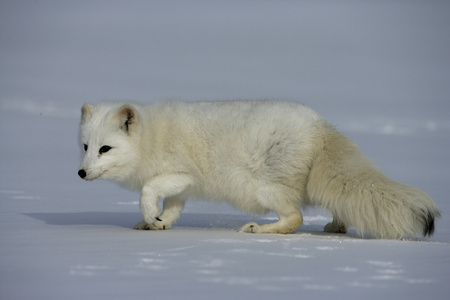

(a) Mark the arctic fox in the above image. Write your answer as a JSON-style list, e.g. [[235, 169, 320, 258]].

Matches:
[[78, 101, 440, 239]]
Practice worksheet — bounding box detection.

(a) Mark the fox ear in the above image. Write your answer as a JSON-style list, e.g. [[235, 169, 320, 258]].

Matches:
[[117, 104, 138, 135], [81, 104, 95, 124]]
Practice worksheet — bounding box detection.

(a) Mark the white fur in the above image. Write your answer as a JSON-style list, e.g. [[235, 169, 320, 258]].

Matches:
[[78, 100, 440, 238]]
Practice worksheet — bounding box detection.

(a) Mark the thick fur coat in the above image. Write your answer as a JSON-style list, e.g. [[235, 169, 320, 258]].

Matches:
[[78, 101, 440, 239]]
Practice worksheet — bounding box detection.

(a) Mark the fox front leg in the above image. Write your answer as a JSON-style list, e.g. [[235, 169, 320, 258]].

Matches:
[[138, 184, 161, 226], [137, 174, 193, 229]]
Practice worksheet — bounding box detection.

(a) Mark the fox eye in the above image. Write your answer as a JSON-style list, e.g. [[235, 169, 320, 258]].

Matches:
[[83, 144, 88, 151], [99, 145, 112, 154]]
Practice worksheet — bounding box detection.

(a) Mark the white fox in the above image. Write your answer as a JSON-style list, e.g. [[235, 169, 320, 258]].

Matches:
[[78, 101, 440, 239]]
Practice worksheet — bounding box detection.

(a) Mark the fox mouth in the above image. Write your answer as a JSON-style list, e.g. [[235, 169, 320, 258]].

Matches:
[[78, 169, 106, 181], [88, 170, 107, 180]]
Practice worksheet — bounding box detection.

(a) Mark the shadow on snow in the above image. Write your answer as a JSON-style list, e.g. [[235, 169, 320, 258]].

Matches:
[[23, 211, 354, 237]]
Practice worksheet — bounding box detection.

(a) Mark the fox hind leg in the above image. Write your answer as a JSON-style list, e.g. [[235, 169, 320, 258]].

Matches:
[[239, 211, 303, 234], [239, 186, 303, 234]]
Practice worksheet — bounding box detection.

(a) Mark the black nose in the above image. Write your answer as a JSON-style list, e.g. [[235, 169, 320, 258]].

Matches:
[[78, 169, 86, 179]]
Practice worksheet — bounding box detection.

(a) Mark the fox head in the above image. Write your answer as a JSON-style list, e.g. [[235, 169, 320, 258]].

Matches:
[[78, 103, 141, 183]]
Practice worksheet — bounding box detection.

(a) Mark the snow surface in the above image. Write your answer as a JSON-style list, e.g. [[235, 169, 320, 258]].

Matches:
[[1, 1, 450, 300]]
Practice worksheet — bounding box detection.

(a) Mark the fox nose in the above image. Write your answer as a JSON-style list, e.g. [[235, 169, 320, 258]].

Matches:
[[78, 169, 86, 179]]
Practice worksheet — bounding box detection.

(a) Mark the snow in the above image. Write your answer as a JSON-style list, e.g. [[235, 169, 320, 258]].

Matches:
[[1, 1, 450, 299]]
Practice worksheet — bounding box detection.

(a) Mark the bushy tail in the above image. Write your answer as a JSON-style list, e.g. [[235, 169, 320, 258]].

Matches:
[[307, 124, 440, 239]]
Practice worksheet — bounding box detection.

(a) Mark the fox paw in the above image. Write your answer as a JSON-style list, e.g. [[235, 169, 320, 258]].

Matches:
[[239, 222, 260, 233], [134, 221, 149, 230], [147, 222, 171, 230], [133, 220, 171, 230], [324, 222, 347, 234]]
